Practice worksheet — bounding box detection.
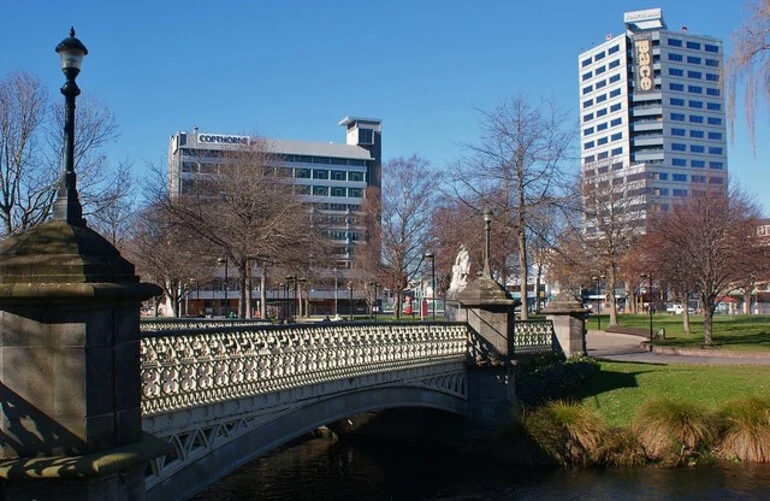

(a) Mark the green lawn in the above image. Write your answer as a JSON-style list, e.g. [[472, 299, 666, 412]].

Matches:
[[578, 360, 770, 427], [588, 313, 770, 352]]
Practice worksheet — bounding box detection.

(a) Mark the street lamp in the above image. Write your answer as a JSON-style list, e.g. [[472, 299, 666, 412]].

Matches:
[[591, 274, 605, 330], [641, 273, 654, 344], [348, 281, 354, 321], [424, 251, 436, 320], [482, 207, 493, 278], [53, 28, 88, 224], [218, 258, 229, 317]]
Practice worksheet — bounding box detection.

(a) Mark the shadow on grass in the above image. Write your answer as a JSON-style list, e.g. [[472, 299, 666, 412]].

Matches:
[[660, 331, 770, 349], [574, 361, 674, 400]]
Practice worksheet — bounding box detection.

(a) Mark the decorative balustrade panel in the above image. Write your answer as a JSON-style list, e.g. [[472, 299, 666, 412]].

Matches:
[[140, 323, 471, 416], [140, 318, 271, 332], [512, 320, 554, 354]]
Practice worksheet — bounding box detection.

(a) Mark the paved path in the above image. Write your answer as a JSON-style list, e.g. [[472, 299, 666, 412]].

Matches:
[[587, 330, 770, 366]]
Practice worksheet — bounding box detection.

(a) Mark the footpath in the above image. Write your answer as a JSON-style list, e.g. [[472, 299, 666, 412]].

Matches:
[[587, 330, 770, 366]]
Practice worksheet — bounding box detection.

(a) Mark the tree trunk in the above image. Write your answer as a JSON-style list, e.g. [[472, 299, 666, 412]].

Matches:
[[534, 264, 542, 314], [682, 306, 691, 334], [518, 225, 528, 320], [608, 266, 618, 327], [744, 289, 752, 315], [260, 266, 267, 319], [238, 263, 248, 318], [703, 294, 715, 346]]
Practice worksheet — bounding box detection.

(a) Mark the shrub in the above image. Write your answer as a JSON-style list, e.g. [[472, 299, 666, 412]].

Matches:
[[634, 398, 717, 466], [594, 427, 647, 467], [522, 401, 605, 467], [515, 355, 600, 407], [716, 397, 770, 462]]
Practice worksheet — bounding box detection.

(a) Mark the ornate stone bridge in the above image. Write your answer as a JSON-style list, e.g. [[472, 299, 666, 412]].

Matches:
[[139, 320, 555, 500]]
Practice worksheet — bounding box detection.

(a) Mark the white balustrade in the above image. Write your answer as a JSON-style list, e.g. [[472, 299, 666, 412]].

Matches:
[[140, 323, 470, 415]]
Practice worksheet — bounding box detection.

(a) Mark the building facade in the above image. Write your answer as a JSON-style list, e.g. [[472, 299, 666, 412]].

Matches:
[[579, 8, 727, 233], [166, 117, 381, 317]]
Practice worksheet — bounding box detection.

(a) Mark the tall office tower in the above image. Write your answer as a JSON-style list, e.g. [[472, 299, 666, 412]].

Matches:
[[578, 8, 726, 233]]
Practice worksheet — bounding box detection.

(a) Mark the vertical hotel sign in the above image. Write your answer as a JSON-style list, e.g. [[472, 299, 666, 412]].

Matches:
[[634, 34, 654, 94]]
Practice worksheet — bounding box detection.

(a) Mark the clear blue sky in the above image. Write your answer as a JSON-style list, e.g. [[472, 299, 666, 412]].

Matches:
[[4, 0, 769, 214]]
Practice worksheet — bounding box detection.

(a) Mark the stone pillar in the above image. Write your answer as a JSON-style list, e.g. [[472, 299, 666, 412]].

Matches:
[[0, 220, 166, 499], [543, 291, 588, 357], [457, 274, 519, 432]]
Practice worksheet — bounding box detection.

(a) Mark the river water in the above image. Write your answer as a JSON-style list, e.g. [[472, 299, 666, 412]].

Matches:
[[195, 435, 770, 500]]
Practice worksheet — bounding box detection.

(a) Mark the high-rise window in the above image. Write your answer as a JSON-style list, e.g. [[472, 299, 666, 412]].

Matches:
[[687, 55, 702, 64], [668, 38, 683, 47], [686, 41, 701, 50], [705, 44, 719, 53], [669, 53, 683, 62], [669, 68, 684, 76]]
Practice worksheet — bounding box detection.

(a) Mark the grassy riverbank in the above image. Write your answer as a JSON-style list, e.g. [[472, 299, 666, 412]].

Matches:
[[578, 361, 770, 427], [587, 314, 770, 352], [505, 358, 770, 467]]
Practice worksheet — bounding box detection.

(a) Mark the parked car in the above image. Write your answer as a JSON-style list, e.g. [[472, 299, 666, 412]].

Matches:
[[665, 303, 694, 315]]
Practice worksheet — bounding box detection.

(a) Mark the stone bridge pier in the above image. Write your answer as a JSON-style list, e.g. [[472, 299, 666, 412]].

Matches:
[[0, 220, 165, 500]]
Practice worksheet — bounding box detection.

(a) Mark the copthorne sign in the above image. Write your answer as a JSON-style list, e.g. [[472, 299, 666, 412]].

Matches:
[[623, 8, 661, 24], [198, 134, 250, 145], [634, 34, 654, 94]]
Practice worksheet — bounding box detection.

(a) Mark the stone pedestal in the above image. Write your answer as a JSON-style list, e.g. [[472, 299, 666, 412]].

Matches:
[[0, 220, 165, 499], [543, 291, 588, 357], [458, 274, 519, 431]]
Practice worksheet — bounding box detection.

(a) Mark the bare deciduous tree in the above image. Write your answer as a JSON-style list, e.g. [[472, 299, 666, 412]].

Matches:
[[727, 0, 770, 146], [159, 139, 325, 318], [581, 165, 647, 326], [0, 70, 124, 236], [647, 186, 765, 345], [123, 204, 214, 317], [452, 95, 574, 319], [377, 155, 441, 318]]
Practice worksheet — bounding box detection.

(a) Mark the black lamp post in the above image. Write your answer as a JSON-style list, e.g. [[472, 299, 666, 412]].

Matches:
[[285, 275, 296, 321], [424, 251, 436, 320], [348, 281, 354, 321], [53, 28, 88, 225], [298, 277, 307, 318], [591, 274, 605, 330], [218, 258, 228, 317], [641, 272, 654, 344], [482, 207, 492, 278]]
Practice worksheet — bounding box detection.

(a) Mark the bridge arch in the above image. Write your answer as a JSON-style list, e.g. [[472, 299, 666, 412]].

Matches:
[[145, 378, 466, 501]]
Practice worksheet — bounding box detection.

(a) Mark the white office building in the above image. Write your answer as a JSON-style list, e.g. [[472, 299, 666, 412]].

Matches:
[[167, 117, 382, 316], [579, 8, 726, 232], [168, 116, 381, 270]]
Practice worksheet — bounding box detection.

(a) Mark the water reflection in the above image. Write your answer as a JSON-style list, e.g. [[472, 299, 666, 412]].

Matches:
[[195, 436, 770, 500]]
